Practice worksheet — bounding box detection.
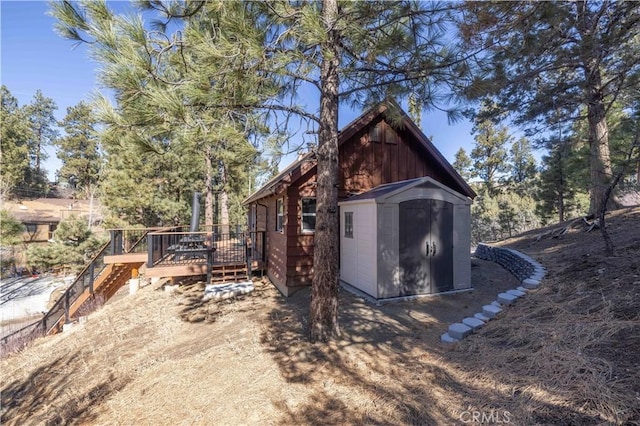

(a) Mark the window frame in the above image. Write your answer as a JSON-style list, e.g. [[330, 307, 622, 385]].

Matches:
[[300, 197, 316, 233], [48, 223, 57, 240], [344, 212, 354, 238], [369, 124, 382, 143], [276, 198, 284, 232]]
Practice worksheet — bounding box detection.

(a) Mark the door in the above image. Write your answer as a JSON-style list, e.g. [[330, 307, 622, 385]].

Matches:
[[399, 199, 431, 296], [430, 199, 454, 292], [399, 199, 453, 295]]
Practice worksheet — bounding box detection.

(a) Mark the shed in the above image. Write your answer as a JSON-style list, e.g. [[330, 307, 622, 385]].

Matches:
[[339, 176, 472, 300]]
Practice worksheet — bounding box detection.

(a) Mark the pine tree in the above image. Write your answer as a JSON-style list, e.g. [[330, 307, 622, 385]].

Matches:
[[459, 1, 640, 216], [51, 1, 270, 229], [453, 148, 473, 182], [0, 210, 24, 247], [508, 137, 537, 192], [0, 86, 31, 198], [26, 90, 58, 174], [470, 106, 511, 196], [536, 138, 582, 223], [56, 101, 101, 197], [26, 215, 105, 272]]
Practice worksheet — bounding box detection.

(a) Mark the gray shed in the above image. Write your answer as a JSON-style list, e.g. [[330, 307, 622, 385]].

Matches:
[[339, 177, 472, 300]]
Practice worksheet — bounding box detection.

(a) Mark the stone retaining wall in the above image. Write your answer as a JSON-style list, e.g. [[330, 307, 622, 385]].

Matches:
[[474, 244, 538, 282], [441, 244, 546, 343]]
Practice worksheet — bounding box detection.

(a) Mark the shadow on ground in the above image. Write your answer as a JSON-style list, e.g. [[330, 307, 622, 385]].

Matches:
[[1, 352, 130, 425], [259, 255, 616, 425]]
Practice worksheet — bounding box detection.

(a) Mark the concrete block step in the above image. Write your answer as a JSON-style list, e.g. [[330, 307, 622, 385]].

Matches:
[[441, 333, 459, 344], [507, 289, 526, 297], [474, 312, 491, 322], [530, 272, 545, 280], [448, 323, 473, 340], [462, 317, 485, 330], [483, 304, 502, 318], [498, 292, 518, 305], [522, 278, 540, 290]]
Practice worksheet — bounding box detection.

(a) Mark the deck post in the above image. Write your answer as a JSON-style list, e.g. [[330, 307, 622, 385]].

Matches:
[[206, 247, 212, 284], [147, 234, 154, 268], [64, 290, 70, 324], [246, 232, 252, 278], [88, 262, 95, 294], [110, 230, 123, 255]]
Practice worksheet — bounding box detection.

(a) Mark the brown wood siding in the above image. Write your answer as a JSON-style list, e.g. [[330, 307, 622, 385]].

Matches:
[[254, 194, 288, 292], [284, 185, 315, 288], [339, 117, 452, 195]]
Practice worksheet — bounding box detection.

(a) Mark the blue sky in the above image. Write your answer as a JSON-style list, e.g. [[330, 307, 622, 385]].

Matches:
[[1, 1, 479, 180]]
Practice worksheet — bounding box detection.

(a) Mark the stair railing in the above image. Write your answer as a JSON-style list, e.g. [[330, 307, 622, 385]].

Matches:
[[1, 228, 158, 351]]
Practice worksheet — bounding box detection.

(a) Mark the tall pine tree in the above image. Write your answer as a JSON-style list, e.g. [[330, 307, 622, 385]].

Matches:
[[56, 101, 101, 197], [459, 1, 640, 216], [0, 86, 31, 198]]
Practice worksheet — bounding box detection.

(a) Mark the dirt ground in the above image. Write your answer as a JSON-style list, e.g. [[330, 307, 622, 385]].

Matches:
[[1, 208, 639, 425]]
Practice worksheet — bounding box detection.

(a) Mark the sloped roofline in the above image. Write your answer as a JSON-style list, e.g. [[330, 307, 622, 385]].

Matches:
[[243, 99, 476, 205], [338, 176, 470, 205]]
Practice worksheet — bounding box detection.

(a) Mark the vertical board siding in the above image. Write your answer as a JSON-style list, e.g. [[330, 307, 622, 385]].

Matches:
[[259, 195, 288, 293]]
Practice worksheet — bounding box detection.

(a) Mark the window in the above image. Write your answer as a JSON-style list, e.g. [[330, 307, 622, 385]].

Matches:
[[301, 198, 316, 232], [48, 224, 57, 240], [276, 198, 284, 231], [344, 212, 353, 238], [369, 124, 381, 143]]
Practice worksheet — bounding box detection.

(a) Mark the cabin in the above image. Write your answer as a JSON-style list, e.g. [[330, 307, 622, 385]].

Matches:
[[3, 198, 97, 244], [243, 100, 476, 297]]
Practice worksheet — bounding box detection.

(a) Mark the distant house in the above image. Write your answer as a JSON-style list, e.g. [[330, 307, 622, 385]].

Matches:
[[243, 100, 476, 298], [3, 198, 99, 244]]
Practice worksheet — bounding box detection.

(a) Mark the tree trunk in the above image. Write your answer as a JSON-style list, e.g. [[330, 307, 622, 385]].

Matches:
[[310, 0, 341, 342], [220, 161, 230, 235], [577, 2, 615, 216], [204, 145, 214, 229], [558, 149, 565, 222], [587, 94, 614, 216], [558, 191, 564, 223]]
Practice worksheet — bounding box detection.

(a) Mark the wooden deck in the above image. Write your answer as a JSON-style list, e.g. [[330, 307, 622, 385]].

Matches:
[[103, 249, 263, 281]]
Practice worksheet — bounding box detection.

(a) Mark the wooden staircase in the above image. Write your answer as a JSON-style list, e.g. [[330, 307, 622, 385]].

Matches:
[[47, 262, 144, 334], [99, 262, 143, 300], [210, 264, 249, 283]]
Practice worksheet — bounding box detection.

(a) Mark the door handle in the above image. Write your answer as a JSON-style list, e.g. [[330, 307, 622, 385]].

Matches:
[[425, 241, 430, 257], [432, 241, 436, 256]]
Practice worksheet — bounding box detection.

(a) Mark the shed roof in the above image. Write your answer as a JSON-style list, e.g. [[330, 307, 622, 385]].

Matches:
[[339, 176, 470, 205], [243, 99, 476, 205]]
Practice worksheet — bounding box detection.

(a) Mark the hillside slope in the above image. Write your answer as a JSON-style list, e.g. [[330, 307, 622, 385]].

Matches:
[[1, 207, 639, 425]]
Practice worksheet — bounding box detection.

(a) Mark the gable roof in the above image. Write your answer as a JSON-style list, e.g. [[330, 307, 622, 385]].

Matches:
[[243, 100, 476, 205], [338, 176, 471, 205]]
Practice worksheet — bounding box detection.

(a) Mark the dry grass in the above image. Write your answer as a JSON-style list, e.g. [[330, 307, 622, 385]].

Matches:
[[1, 208, 639, 425]]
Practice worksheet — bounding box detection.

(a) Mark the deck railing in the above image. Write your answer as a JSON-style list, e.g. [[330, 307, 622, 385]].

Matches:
[[1, 226, 266, 353], [110, 227, 172, 255], [1, 228, 158, 352], [147, 229, 265, 268]]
